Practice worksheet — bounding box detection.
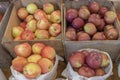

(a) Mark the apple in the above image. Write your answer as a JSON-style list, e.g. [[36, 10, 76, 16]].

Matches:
[[69, 52, 85, 68], [79, 8, 90, 20], [78, 66, 95, 78], [21, 30, 35, 40], [104, 11, 117, 24], [20, 22, 27, 29], [25, 15, 34, 23], [37, 18, 50, 30], [0, 15, 3, 22], [95, 68, 105, 76], [77, 32, 91, 41], [12, 26, 24, 38], [66, 9, 78, 22], [99, 6, 109, 16], [66, 27, 77, 41], [32, 43, 45, 54], [26, 3, 38, 14], [49, 23, 61, 37], [34, 9, 47, 20], [26, 19, 37, 32], [88, 14, 101, 26], [12, 56, 27, 72], [72, 17, 85, 29], [89, 1, 100, 13], [92, 32, 106, 40], [14, 43, 32, 57], [37, 58, 53, 74], [101, 53, 110, 67], [80, 50, 89, 57], [23, 63, 41, 79], [86, 51, 102, 69], [17, 8, 28, 20], [14, 36, 21, 41], [50, 10, 61, 23], [35, 29, 50, 39], [27, 54, 42, 63], [84, 23, 97, 36], [41, 46, 56, 60], [43, 3, 54, 14]]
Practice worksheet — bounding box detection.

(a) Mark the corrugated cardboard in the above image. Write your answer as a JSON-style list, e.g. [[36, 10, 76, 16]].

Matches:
[[2, 0, 64, 58], [63, 0, 120, 61]]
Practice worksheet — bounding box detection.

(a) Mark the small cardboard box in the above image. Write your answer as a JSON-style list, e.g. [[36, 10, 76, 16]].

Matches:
[[63, 0, 120, 61], [2, 0, 64, 58]]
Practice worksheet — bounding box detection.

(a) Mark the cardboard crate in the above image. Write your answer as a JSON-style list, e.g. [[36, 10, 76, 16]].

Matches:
[[2, 0, 64, 58], [63, 0, 120, 61], [0, 2, 13, 67]]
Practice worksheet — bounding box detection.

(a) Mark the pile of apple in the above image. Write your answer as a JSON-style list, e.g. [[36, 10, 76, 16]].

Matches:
[[69, 49, 110, 78], [12, 3, 61, 40], [66, 1, 119, 41], [12, 42, 56, 79]]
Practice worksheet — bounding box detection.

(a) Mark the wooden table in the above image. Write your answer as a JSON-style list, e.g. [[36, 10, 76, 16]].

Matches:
[[1, 61, 120, 80]]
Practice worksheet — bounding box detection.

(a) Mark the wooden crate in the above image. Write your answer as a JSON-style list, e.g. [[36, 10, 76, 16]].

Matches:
[[1, 0, 64, 58], [63, 0, 120, 61]]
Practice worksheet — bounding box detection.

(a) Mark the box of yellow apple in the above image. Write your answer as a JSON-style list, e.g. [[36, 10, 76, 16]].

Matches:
[[9, 42, 63, 80], [2, 0, 64, 57]]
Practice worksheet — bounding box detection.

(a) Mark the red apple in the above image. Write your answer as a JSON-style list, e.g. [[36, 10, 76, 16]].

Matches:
[[69, 52, 85, 68], [95, 68, 105, 76], [99, 6, 109, 16], [49, 23, 61, 37], [88, 14, 101, 26], [23, 63, 41, 79], [50, 10, 61, 23], [32, 43, 45, 54], [41, 46, 56, 60], [12, 26, 24, 38], [66, 27, 77, 41], [12, 56, 27, 72], [38, 58, 53, 74], [78, 66, 95, 78], [20, 21, 27, 29], [26, 19, 37, 32], [72, 17, 85, 29], [26, 3, 38, 14], [14, 43, 32, 57], [37, 18, 50, 30], [77, 32, 91, 41], [43, 3, 55, 14], [89, 1, 100, 13], [17, 8, 28, 20], [97, 19, 105, 31], [66, 9, 78, 22], [34, 9, 47, 20], [92, 32, 106, 40], [21, 30, 35, 40], [86, 51, 102, 69], [35, 29, 50, 39], [80, 50, 89, 57]]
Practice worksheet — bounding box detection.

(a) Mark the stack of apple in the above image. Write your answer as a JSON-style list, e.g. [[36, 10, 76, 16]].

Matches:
[[12, 3, 61, 41], [69, 49, 110, 78], [12, 42, 56, 79], [66, 1, 119, 41]]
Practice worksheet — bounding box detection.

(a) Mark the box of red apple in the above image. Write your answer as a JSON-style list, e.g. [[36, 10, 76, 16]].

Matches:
[[2, 0, 64, 57], [63, 0, 120, 61], [9, 42, 63, 80], [62, 48, 113, 80]]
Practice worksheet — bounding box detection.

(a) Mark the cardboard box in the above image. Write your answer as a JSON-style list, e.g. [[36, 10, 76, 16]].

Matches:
[[63, 0, 120, 61], [2, 0, 64, 58]]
